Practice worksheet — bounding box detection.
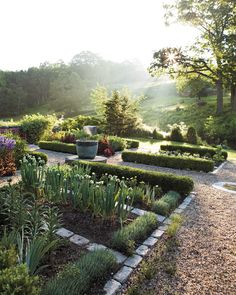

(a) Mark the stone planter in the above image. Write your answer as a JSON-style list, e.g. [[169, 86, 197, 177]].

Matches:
[[76, 140, 98, 159]]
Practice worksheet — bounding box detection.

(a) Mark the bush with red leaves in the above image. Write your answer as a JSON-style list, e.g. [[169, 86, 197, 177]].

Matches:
[[98, 136, 115, 157], [60, 133, 76, 144]]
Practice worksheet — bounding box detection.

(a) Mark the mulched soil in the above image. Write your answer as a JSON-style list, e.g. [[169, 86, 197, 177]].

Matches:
[[60, 204, 136, 247], [40, 239, 86, 281]]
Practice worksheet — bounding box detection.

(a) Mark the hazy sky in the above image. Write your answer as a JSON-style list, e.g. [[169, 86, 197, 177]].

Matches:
[[0, 0, 198, 70]]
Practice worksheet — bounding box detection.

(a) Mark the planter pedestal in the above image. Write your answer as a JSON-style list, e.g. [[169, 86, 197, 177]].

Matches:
[[65, 155, 107, 165]]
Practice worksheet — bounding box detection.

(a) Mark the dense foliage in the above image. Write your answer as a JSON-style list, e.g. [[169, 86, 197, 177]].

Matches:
[[122, 151, 215, 172], [160, 144, 228, 159], [0, 52, 148, 117], [111, 213, 157, 255], [42, 250, 116, 295], [77, 161, 194, 195]]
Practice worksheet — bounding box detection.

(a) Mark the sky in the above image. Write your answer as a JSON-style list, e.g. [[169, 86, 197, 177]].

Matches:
[[0, 0, 198, 71]]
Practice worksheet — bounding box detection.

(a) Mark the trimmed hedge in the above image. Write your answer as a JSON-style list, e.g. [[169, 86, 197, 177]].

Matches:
[[76, 161, 194, 195], [38, 141, 76, 154], [111, 213, 157, 255], [126, 139, 139, 149], [160, 144, 228, 159], [38, 139, 140, 154], [26, 151, 48, 163], [122, 151, 214, 172]]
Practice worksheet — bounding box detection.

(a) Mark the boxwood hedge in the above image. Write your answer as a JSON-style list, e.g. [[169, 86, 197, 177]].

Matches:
[[76, 161, 194, 195], [38, 141, 76, 154], [160, 144, 228, 159], [122, 151, 214, 172]]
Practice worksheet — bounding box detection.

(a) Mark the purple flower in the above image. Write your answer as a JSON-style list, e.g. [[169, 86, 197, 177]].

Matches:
[[0, 136, 16, 151]]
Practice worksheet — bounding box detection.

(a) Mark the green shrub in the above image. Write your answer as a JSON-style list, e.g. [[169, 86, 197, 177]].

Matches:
[[1, 132, 27, 168], [77, 161, 194, 195], [38, 141, 76, 154], [20, 114, 56, 144], [170, 127, 184, 142], [186, 126, 198, 144], [160, 144, 228, 159], [109, 136, 127, 151], [152, 191, 181, 216], [0, 264, 40, 295], [42, 250, 116, 295], [126, 139, 140, 149], [153, 129, 164, 140], [0, 246, 17, 269], [61, 115, 103, 131], [26, 151, 48, 163], [122, 151, 214, 172], [111, 213, 157, 255], [152, 199, 170, 216], [166, 214, 183, 237]]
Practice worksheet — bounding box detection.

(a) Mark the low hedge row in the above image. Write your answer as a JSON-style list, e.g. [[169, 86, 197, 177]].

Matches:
[[38, 141, 76, 154], [43, 249, 116, 295], [160, 144, 228, 159], [122, 151, 214, 172], [111, 213, 157, 255], [77, 161, 194, 195], [126, 139, 139, 149], [38, 139, 139, 154], [152, 191, 181, 216]]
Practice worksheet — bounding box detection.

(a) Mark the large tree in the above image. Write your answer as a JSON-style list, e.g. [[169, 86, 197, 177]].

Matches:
[[150, 0, 235, 114]]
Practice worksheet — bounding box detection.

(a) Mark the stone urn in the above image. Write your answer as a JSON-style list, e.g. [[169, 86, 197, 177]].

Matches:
[[76, 140, 98, 159]]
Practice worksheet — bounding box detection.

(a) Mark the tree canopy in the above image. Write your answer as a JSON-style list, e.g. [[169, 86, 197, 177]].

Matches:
[[150, 0, 236, 113]]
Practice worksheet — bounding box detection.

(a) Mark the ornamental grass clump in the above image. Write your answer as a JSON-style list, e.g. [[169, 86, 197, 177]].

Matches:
[[42, 249, 116, 295], [111, 212, 158, 255], [152, 191, 181, 216], [0, 136, 16, 176]]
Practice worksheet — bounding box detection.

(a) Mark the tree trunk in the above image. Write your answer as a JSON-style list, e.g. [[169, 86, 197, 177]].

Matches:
[[231, 84, 236, 111], [216, 79, 223, 114]]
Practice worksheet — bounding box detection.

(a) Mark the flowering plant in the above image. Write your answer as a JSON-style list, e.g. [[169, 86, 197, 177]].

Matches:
[[0, 136, 16, 176], [0, 136, 16, 150]]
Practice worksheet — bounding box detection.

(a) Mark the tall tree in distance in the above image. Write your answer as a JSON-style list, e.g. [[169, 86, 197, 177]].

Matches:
[[150, 0, 235, 114]]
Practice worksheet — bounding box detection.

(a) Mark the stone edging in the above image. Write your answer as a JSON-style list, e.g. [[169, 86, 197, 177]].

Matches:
[[210, 161, 227, 175], [55, 193, 195, 295]]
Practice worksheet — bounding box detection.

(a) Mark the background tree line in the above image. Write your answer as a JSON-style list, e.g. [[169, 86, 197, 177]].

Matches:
[[0, 51, 148, 117]]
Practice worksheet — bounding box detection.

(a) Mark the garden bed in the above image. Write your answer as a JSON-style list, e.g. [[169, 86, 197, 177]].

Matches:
[[60, 204, 137, 247]]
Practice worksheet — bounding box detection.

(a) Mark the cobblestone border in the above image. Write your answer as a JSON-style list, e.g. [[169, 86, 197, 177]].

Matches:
[[210, 161, 227, 175], [55, 193, 195, 295]]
